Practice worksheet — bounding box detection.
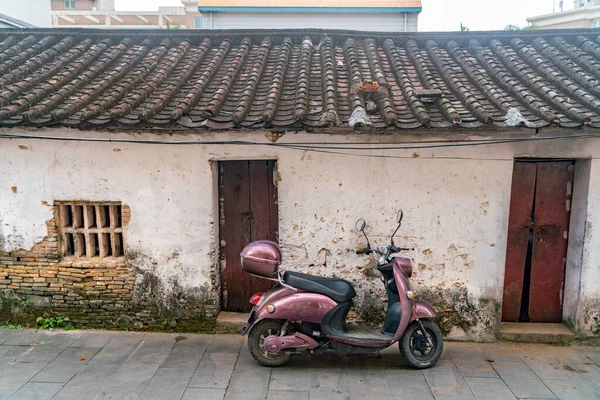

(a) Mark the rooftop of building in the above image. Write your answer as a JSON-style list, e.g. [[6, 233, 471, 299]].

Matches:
[[0, 28, 599, 133]]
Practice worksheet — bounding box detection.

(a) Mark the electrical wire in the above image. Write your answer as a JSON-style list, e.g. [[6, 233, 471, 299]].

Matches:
[[1, 131, 599, 161]]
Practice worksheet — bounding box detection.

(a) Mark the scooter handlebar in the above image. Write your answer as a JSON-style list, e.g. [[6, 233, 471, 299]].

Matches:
[[390, 246, 413, 252], [355, 248, 371, 255]]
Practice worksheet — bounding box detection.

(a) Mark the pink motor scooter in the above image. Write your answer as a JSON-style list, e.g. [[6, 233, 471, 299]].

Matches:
[[240, 210, 443, 369]]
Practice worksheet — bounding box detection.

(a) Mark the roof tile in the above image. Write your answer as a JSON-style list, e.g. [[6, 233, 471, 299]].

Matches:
[[1, 28, 600, 131]]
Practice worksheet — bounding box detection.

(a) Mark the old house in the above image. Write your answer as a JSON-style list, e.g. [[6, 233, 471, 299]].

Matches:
[[0, 28, 599, 341]]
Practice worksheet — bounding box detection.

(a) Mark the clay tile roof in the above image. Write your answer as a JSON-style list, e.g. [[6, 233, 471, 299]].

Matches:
[[198, 0, 422, 9], [1, 28, 600, 132]]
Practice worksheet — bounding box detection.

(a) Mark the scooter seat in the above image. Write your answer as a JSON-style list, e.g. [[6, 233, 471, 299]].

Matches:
[[283, 271, 356, 303]]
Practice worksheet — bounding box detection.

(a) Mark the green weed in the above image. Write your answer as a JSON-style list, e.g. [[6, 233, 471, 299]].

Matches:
[[35, 316, 70, 329]]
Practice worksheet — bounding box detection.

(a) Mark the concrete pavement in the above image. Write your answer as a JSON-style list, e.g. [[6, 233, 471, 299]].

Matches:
[[0, 327, 599, 399]]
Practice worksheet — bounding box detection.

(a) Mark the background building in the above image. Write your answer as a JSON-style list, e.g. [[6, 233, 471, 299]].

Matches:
[[196, 0, 421, 31], [0, 0, 52, 27], [528, 0, 600, 29], [51, 0, 202, 29]]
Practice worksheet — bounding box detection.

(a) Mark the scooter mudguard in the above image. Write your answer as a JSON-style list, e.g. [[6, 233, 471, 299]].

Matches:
[[410, 301, 438, 322], [242, 285, 338, 335]]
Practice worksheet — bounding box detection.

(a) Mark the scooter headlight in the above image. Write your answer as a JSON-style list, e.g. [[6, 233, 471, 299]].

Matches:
[[406, 290, 416, 300]]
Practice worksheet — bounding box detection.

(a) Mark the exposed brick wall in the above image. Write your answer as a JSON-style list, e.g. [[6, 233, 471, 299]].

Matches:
[[0, 212, 216, 331]]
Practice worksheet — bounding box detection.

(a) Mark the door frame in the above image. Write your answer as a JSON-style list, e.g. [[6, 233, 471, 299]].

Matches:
[[500, 158, 590, 329], [212, 158, 279, 312]]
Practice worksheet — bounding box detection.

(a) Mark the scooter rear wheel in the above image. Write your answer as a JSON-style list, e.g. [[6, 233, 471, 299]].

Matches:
[[399, 319, 443, 369], [248, 319, 292, 367]]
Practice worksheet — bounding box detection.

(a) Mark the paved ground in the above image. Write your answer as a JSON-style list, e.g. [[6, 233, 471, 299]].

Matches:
[[1, 328, 600, 400]]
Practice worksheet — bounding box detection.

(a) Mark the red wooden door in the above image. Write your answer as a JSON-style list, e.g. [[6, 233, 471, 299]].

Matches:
[[219, 160, 278, 312], [501, 162, 537, 322], [502, 160, 574, 323]]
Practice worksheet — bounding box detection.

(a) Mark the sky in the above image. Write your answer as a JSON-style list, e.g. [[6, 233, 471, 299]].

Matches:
[[114, 0, 563, 31]]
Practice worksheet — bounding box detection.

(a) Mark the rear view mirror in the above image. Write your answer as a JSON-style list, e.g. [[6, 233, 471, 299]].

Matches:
[[355, 219, 366, 232], [396, 209, 404, 223]]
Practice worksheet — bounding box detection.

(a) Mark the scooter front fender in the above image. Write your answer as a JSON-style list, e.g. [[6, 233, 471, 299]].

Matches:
[[254, 286, 338, 324], [410, 301, 438, 322]]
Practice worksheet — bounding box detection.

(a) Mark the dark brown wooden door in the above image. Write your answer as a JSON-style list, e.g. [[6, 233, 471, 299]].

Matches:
[[502, 160, 574, 323], [219, 160, 278, 312]]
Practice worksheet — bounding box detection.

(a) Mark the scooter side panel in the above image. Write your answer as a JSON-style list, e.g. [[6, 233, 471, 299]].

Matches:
[[255, 290, 338, 324], [392, 266, 414, 342], [410, 301, 438, 322]]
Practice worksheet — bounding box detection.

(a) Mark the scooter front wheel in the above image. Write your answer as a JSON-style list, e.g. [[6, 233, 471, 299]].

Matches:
[[399, 319, 443, 369], [248, 319, 292, 367]]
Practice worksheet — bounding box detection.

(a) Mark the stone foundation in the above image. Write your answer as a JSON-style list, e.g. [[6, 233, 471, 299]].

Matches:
[[0, 216, 217, 331]]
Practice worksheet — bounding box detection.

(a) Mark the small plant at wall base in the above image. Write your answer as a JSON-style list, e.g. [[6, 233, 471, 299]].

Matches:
[[20, 300, 33, 308], [5, 321, 22, 329], [35, 316, 71, 330]]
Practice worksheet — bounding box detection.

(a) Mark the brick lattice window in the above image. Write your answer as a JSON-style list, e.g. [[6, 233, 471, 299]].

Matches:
[[57, 202, 124, 258]]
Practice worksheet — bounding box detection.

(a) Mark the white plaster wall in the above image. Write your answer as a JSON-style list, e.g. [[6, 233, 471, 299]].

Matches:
[[1, 127, 599, 339], [577, 158, 600, 334]]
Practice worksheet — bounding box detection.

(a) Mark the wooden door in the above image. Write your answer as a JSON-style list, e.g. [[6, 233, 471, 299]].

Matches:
[[219, 160, 278, 312], [501, 160, 574, 323]]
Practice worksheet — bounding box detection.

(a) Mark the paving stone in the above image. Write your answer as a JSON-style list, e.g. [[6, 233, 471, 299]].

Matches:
[[268, 355, 310, 392], [0, 328, 13, 344], [309, 353, 351, 400], [492, 361, 556, 399], [188, 352, 238, 389], [0, 346, 32, 371], [422, 360, 475, 399], [224, 349, 271, 400], [524, 359, 580, 380], [381, 348, 433, 399], [345, 355, 392, 399], [544, 346, 595, 364], [31, 347, 100, 383], [16, 345, 62, 364], [3, 328, 600, 400], [443, 343, 487, 361], [140, 367, 194, 400], [203, 334, 244, 353], [68, 331, 114, 348], [544, 378, 599, 400], [464, 377, 516, 400], [17, 333, 74, 364], [385, 376, 434, 400], [0, 362, 47, 400], [94, 335, 175, 399], [160, 335, 207, 370], [453, 358, 499, 378], [86, 333, 146, 364], [2, 330, 45, 346], [267, 390, 309, 400], [578, 347, 600, 365], [51, 363, 116, 400], [563, 363, 600, 395], [8, 382, 64, 400], [182, 388, 226, 400]]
